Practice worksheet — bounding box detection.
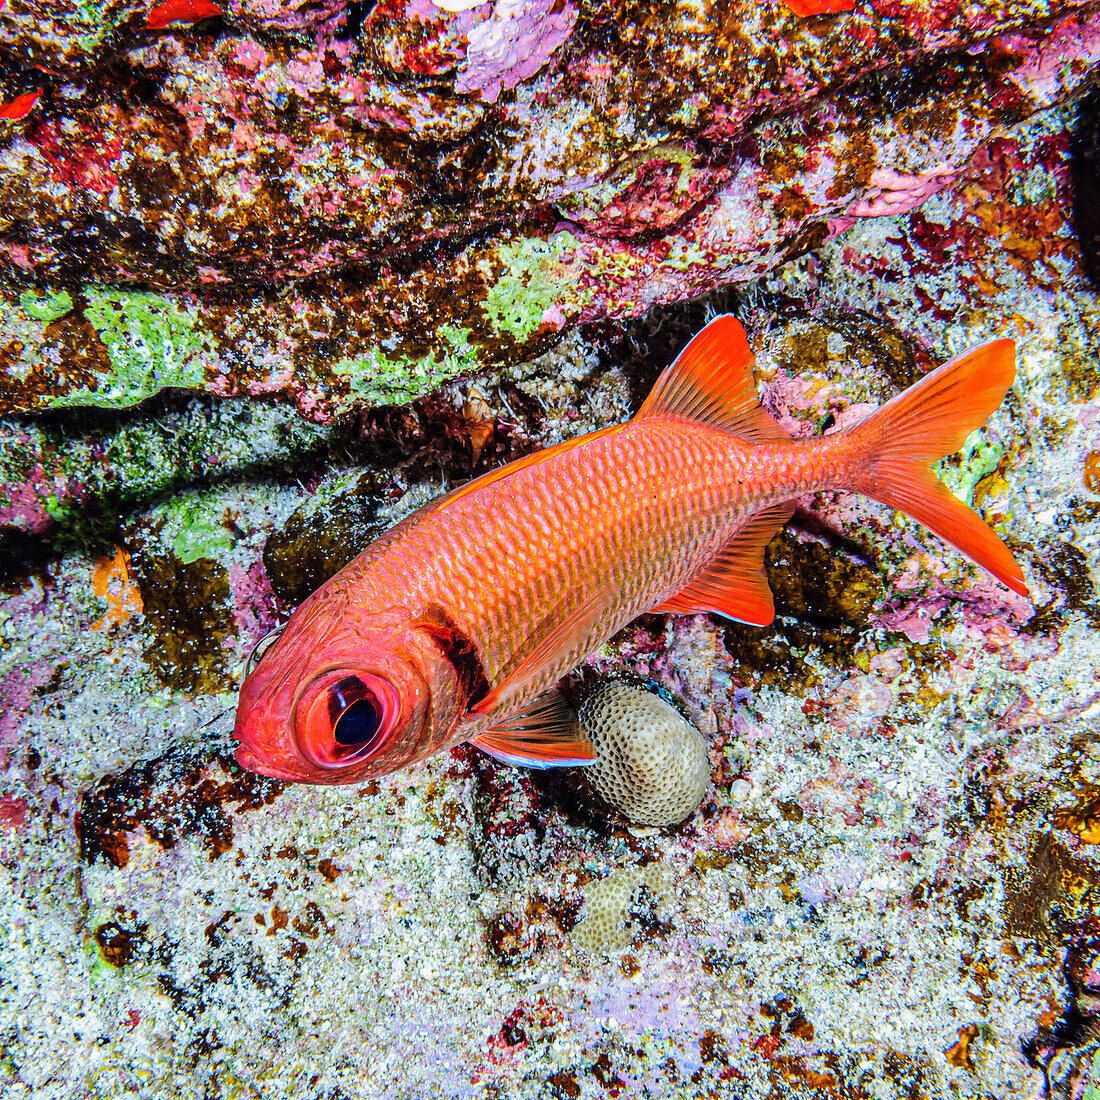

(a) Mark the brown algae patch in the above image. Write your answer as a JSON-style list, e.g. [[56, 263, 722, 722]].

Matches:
[[78, 747, 284, 867], [128, 534, 237, 695], [723, 528, 879, 690]]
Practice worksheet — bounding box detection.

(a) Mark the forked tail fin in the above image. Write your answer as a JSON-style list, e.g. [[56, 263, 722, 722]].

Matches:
[[846, 338, 1029, 596]]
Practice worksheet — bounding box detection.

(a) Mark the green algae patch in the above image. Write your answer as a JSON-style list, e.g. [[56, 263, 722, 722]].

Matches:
[[334, 324, 480, 408], [47, 289, 213, 410], [482, 234, 580, 343], [20, 289, 74, 324], [159, 494, 236, 565], [0, 400, 332, 552], [936, 430, 1002, 505], [334, 348, 441, 408]]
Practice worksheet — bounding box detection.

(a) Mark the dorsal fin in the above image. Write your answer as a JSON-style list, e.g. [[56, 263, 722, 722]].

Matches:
[[652, 500, 796, 625], [635, 314, 788, 442]]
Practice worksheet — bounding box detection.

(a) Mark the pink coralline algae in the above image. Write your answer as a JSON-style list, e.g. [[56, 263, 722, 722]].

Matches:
[[0, 663, 52, 768], [0, 456, 82, 535], [226, 560, 283, 646], [1002, 14, 1100, 106], [0, 794, 27, 832], [452, 0, 579, 103], [224, 0, 348, 36], [828, 165, 961, 236], [26, 119, 124, 193], [399, 0, 579, 98], [872, 560, 1034, 645], [1, 0, 1099, 418]]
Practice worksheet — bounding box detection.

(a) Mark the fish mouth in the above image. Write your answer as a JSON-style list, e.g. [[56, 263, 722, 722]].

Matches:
[[234, 743, 295, 782]]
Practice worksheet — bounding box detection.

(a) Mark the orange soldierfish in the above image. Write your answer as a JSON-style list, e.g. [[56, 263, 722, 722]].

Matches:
[[233, 315, 1027, 784]]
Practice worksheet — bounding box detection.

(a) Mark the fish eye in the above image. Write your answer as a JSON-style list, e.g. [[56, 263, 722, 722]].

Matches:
[[293, 669, 404, 771], [327, 676, 383, 750]]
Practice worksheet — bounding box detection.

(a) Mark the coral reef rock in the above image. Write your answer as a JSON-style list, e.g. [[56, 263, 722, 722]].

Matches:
[[2, 0, 1099, 416], [4, 10, 1100, 1100], [578, 680, 710, 827]]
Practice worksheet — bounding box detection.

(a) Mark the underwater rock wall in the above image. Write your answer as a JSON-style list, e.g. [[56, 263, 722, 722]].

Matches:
[[1, 0, 1099, 417], [3, 3, 1100, 1100]]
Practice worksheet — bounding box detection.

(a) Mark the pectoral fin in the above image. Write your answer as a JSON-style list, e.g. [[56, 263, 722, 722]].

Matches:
[[471, 689, 595, 768], [467, 588, 609, 718]]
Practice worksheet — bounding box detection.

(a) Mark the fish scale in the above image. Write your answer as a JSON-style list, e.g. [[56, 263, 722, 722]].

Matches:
[[234, 315, 1028, 784], [378, 421, 817, 716]]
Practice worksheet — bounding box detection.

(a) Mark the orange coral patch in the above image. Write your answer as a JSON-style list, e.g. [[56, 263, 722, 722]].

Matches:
[[0, 89, 41, 120], [1084, 450, 1100, 495], [92, 548, 144, 629], [945, 1024, 979, 1072]]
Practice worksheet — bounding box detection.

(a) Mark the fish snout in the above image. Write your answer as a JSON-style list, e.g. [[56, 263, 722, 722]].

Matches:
[[232, 672, 300, 780]]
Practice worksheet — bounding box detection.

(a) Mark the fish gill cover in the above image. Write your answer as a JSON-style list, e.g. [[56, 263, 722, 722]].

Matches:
[[2, 1, 1100, 1098]]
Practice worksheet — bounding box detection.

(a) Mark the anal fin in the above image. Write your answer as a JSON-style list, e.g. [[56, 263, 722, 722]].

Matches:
[[471, 689, 595, 769], [652, 500, 796, 625]]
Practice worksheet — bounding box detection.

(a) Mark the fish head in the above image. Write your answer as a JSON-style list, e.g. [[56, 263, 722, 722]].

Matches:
[[233, 596, 466, 784]]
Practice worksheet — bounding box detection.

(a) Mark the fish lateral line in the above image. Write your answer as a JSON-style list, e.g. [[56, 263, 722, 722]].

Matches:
[[430, 422, 629, 515]]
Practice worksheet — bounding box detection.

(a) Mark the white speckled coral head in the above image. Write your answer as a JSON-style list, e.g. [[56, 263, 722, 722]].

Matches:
[[578, 682, 710, 827]]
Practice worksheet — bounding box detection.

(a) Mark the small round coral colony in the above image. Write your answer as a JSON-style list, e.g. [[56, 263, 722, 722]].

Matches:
[[577, 681, 710, 827]]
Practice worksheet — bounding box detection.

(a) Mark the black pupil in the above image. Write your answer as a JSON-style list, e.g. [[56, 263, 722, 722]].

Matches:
[[329, 678, 381, 747], [333, 700, 380, 745]]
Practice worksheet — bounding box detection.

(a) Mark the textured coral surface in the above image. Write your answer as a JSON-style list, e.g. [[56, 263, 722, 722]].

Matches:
[[3, 3, 1100, 1099]]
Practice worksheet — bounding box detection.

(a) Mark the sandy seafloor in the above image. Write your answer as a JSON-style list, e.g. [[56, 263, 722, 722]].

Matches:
[[4, 102, 1100, 1100]]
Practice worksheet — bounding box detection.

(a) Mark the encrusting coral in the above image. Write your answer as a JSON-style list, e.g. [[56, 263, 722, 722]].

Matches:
[[2, 0, 1097, 421], [572, 862, 673, 953], [577, 681, 709, 827]]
